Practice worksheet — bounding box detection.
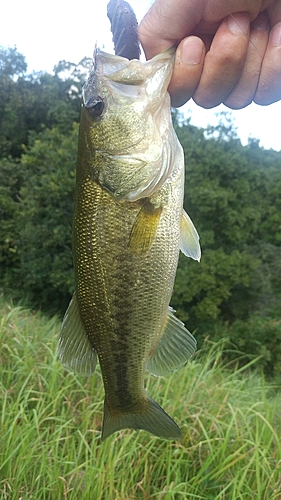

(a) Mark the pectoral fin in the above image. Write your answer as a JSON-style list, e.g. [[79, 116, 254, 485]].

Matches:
[[129, 199, 162, 255], [146, 307, 196, 377], [58, 293, 97, 376], [180, 210, 201, 261]]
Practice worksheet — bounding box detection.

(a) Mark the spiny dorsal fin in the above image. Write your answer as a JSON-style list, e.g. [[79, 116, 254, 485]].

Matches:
[[180, 210, 201, 261], [146, 307, 196, 376], [58, 293, 97, 376]]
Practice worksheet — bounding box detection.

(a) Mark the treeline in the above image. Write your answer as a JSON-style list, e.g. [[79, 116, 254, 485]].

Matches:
[[1, 47, 281, 375], [174, 118, 281, 375]]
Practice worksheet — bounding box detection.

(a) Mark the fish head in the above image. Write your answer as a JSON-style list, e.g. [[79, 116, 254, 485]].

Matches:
[[80, 46, 178, 201], [82, 45, 175, 134]]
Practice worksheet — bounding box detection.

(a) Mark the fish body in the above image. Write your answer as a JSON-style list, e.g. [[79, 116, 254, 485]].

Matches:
[[59, 47, 200, 440]]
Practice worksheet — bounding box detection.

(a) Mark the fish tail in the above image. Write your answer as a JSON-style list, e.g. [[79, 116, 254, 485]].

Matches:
[[101, 395, 182, 441]]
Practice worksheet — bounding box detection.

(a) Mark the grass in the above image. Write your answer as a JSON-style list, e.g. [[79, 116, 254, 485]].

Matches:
[[1, 297, 281, 500]]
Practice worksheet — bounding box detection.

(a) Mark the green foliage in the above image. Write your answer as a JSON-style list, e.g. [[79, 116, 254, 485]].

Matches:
[[17, 125, 78, 311], [0, 157, 23, 286], [178, 117, 276, 250], [0, 46, 89, 158], [0, 45, 27, 76], [0, 47, 281, 372], [172, 249, 259, 326], [172, 116, 281, 330], [1, 300, 281, 499], [212, 316, 281, 378]]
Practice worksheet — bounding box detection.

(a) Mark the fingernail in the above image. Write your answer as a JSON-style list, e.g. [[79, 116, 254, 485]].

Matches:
[[270, 21, 281, 46], [227, 13, 250, 35], [180, 37, 204, 65]]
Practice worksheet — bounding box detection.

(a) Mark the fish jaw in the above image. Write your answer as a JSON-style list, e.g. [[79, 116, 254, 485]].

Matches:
[[84, 46, 175, 105]]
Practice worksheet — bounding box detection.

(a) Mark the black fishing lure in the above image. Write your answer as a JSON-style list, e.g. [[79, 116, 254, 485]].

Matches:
[[107, 0, 140, 60]]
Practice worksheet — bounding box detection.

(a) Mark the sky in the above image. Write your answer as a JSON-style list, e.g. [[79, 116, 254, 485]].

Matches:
[[2, 0, 280, 151]]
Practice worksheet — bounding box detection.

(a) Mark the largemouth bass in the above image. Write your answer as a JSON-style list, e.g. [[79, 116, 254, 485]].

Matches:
[[58, 46, 201, 441]]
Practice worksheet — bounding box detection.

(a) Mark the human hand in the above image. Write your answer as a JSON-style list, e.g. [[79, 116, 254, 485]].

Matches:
[[139, 0, 281, 108]]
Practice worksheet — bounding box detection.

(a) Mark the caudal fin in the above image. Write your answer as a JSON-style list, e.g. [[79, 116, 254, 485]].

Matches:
[[101, 395, 182, 441]]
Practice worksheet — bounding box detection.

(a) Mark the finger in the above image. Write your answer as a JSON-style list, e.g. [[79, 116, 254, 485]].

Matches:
[[224, 13, 269, 109], [254, 21, 281, 105], [193, 12, 251, 108], [138, 0, 266, 61], [138, 0, 206, 59], [168, 37, 205, 107]]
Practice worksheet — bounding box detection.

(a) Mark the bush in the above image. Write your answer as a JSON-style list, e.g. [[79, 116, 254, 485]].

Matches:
[[208, 315, 281, 378]]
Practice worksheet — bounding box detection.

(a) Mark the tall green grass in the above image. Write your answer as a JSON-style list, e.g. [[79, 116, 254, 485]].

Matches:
[[1, 298, 281, 499]]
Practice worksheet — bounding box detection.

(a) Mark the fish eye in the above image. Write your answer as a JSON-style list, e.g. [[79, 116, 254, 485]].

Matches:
[[85, 96, 104, 117]]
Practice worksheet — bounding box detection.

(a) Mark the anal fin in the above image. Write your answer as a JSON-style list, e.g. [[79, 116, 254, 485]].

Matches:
[[146, 307, 196, 376], [58, 293, 97, 376]]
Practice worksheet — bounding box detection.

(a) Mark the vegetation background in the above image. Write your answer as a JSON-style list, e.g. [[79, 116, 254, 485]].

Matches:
[[1, 45, 280, 374], [0, 46, 281, 499]]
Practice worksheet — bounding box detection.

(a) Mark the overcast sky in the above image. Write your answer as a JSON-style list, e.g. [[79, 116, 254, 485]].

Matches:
[[2, 0, 280, 151]]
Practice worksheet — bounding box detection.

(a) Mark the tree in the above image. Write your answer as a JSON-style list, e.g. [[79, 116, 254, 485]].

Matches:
[[0, 46, 91, 158], [16, 125, 78, 311], [0, 46, 27, 77], [0, 47, 280, 348], [0, 157, 23, 288], [172, 116, 281, 332]]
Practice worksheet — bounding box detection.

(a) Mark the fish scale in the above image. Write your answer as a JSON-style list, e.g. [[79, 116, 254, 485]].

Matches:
[[58, 47, 201, 440]]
